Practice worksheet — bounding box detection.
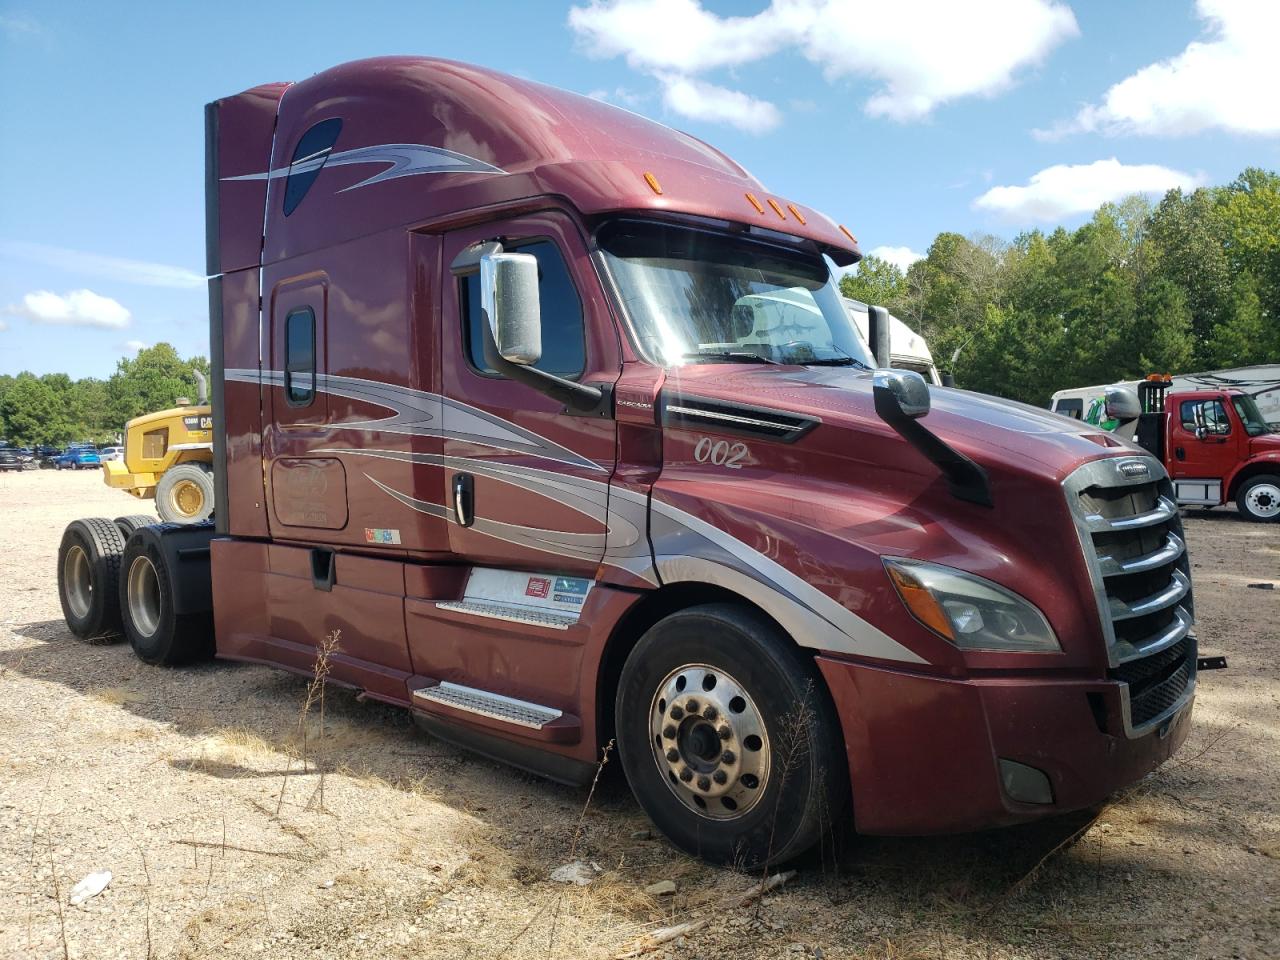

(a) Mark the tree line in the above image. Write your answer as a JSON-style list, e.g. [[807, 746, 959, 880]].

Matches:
[[841, 167, 1279, 405], [0, 344, 210, 447]]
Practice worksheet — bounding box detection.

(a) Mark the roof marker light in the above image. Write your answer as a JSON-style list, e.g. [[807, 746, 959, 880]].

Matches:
[[643, 171, 663, 195], [767, 198, 787, 220], [787, 204, 806, 225], [839, 224, 858, 245], [745, 192, 766, 214]]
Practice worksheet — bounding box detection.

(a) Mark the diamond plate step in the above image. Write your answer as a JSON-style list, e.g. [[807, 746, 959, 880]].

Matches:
[[412, 682, 563, 730], [435, 599, 578, 630]]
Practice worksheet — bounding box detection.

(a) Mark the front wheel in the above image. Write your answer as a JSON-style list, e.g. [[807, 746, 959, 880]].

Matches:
[[155, 463, 215, 524], [616, 603, 847, 869], [1237, 474, 1280, 523]]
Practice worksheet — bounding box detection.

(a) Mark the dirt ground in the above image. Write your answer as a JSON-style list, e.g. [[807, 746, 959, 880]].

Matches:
[[1, 470, 1277, 960]]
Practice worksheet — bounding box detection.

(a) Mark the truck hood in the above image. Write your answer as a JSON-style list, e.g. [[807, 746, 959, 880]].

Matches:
[[662, 364, 1129, 480]]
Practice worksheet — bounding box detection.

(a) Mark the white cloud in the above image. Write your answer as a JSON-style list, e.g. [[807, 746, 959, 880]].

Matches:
[[658, 74, 781, 133], [973, 159, 1200, 223], [0, 319, 8, 332], [0, 14, 42, 39], [5, 289, 132, 329], [1039, 0, 1280, 139], [0, 240, 204, 289], [123, 340, 150, 353], [568, 0, 1077, 127], [866, 245, 925, 272]]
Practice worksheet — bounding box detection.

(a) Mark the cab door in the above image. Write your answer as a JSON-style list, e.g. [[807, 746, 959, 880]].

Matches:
[[439, 212, 620, 578]]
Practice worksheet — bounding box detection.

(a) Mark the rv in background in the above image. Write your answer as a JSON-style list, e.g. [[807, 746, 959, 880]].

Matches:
[[843, 298, 942, 385], [1051, 364, 1280, 433]]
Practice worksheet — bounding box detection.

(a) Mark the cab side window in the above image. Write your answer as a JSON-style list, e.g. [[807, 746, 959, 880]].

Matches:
[[1180, 398, 1230, 435], [461, 240, 586, 378]]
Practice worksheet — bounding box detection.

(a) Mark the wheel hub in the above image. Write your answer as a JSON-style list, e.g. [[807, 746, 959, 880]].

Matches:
[[173, 479, 204, 518], [649, 663, 770, 819], [1247, 483, 1280, 517], [63, 545, 91, 619], [127, 554, 162, 638]]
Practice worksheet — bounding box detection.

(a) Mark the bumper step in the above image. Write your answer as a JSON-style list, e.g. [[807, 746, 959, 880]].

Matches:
[[413, 681, 563, 730]]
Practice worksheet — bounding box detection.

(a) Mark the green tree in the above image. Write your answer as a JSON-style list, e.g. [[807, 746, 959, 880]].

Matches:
[[0, 373, 75, 446], [106, 343, 209, 425], [838, 255, 906, 309]]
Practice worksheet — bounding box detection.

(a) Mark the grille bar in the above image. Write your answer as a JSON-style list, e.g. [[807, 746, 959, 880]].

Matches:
[[1082, 496, 1177, 532], [1108, 569, 1191, 621], [1096, 532, 1185, 577]]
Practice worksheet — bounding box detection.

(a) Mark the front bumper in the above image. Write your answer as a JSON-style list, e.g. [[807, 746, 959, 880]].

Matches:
[[816, 655, 1193, 835]]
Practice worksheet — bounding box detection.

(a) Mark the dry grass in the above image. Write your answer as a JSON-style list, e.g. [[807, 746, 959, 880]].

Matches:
[[87, 685, 144, 706]]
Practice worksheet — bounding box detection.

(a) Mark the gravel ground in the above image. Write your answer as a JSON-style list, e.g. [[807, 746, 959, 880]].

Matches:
[[1, 470, 1277, 960]]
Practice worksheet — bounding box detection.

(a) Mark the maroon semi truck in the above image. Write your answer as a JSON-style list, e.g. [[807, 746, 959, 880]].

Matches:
[[56, 58, 1199, 867]]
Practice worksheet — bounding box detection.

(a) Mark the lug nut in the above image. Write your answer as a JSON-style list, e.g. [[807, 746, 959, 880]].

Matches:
[[718, 725, 732, 740], [713, 770, 728, 785], [721, 750, 736, 764], [686, 699, 700, 713], [666, 748, 680, 763], [697, 776, 711, 791], [703, 706, 718, 722], [679, 768, 693, 782], [663, 725, 677, 739], [670, 706, 684, 720]]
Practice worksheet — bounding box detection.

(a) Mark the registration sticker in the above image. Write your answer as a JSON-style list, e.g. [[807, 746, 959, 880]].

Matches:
[[525, 576, 552, 599], [364, 528, 402, 545], [553, 576, 591, 606]]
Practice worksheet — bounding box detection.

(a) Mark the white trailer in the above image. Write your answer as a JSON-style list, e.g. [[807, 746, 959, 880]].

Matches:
[[843, 298, 942, 385]]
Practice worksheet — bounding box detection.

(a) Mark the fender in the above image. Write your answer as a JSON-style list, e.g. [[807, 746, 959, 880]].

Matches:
[[128, 522, 217, 616], [1225, 450, 1280, 498]]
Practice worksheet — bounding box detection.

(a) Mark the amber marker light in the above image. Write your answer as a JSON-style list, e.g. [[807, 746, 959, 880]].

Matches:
[[885, 562, 956, 641], [839, 224, 858, 244], [745, 192, 766, 214], [767, 198, 787, 219], [787, 204, 806, 224], [643, 171, 663, 195]]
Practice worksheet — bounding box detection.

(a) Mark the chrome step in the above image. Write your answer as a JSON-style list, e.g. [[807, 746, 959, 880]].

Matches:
[[413, 681, 563, 730], [435, 599, 578, 631]]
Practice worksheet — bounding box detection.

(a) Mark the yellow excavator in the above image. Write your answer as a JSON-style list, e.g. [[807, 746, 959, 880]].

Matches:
[[103, 371, 215, 523]]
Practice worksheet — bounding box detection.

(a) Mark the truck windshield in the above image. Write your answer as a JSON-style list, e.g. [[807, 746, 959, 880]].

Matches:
[[1232, 395, 1273, 436], [597, 220, 873, 368]]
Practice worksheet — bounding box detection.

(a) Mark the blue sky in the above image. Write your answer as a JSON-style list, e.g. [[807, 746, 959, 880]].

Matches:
[[1, 0, 1274, 379]]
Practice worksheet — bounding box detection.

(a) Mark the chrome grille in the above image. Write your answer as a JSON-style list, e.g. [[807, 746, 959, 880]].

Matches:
[[1064, 456, 1196, 737]]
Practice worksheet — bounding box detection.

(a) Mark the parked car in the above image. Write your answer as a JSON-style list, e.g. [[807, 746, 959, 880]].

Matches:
[[0, 446, 23, 472], [54, 446, 102, 470], [98, 446, 125, 463], [37, 445, 63, 467]]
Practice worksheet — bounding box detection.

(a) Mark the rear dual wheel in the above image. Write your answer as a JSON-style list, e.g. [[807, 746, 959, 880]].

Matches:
[[119, 534, 213, 665], [57, 518, 126, 639], [616, 603, 846, 869]]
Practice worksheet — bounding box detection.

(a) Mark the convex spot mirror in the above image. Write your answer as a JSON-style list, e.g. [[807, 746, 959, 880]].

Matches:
[[1104, 385, 1141, 423], [480, 251, 542, 366], [874, 369, 930, 419]]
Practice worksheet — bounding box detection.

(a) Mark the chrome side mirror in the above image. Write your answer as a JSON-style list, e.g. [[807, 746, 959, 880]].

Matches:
[[1103, 385, 1140, 423], [480, 251, 541, 366], [873, 369, 930, 419]]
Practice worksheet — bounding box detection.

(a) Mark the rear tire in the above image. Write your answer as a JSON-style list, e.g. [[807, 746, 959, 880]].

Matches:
[[113, 515, 157, 540], [615, 603, 847, 869], [155, 463, 214, 524], [1237, 474, 1280, 523], [57, 518, 126, 640], [119, 533, 214, 665]]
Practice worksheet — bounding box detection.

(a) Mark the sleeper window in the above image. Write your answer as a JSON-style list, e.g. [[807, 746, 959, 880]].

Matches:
[[461, 240, 586, 378], [285, 307, 315, 405]]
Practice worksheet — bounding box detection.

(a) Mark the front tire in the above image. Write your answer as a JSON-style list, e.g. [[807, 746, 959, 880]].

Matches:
[[616, 603, 846, 868], [57, 518, 126, 639], [155, 463, 215, 524], [1237, 474, 1280, 523]]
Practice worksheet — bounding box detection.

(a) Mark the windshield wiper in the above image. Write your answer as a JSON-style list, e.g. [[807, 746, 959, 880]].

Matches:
[[682, 351, 782, 365], [803, 356, 869, 368]]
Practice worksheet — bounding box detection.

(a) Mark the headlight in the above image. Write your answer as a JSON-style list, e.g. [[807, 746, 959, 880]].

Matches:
[[883, 558, 1060, 653]]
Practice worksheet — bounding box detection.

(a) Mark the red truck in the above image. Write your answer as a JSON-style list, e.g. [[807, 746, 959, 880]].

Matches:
[[56, 58, 1199, 868], [1116, 376, 1280, 523]]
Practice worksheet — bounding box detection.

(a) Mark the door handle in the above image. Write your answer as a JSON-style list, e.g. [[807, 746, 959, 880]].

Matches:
[[453, 473, 474, 527], [1175, 446, 1185, 460]]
